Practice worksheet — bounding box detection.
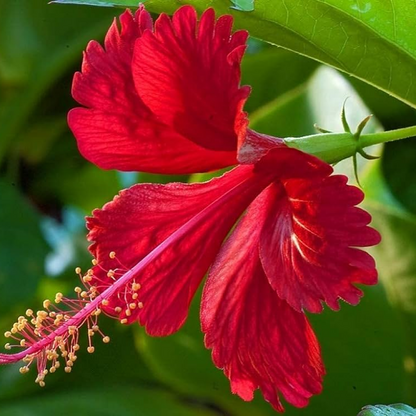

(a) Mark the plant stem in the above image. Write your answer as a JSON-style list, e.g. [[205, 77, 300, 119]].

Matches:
[[361, 125, 416, 148]]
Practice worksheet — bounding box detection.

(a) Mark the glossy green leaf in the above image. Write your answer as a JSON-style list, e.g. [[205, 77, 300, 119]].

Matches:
[[52, 0, 416, 109], [230, 0, 254, 12], [358, 403, 416, 416], [0, 180, 49, 313]]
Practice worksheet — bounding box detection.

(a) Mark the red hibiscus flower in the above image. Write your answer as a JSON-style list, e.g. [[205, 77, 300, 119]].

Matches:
[[0, 5, 380, 412]]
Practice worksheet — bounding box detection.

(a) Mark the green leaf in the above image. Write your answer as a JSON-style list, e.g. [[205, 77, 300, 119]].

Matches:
[[51, 0, 144, 6], [382, 139, 416, 215], [0, 180, 49, 313], [0, 386, 217, 416], [0, 0, 114, 164], [53, 0, 416, 109], [230, 0, 254, 12], [358, 403, 416, 416], [361, 162, 416, 402]]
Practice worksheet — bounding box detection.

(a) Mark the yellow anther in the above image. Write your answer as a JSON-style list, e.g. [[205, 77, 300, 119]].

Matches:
[[55, 293, 63, 303], [11, 327, 17, 334], [73, 344, 80, 351], [20, 366, 30, 374], [87, 346, 95, 353], [61, 351, 68, 358], [43, 369, 48, 376], [102, 299, 109, 306], [37, 311, 48, 319], [138, 302, 144, 309], [55, 361, 61, 369], [39, 381, 46, 387], [35, 374, 45, 383], [74, 287, 82, 294], [50, 366, 56, 373], [88, 329, 94, 337], [4, 331, 11, 338], [43, 300, 51, 309], [132, 293, 139, 300], [109, 251, 116, 259], [25, 309, 34, 317], [92, 325, 99, 332], [92, 259, 98, 266], [94, 309, 102, 316], [49, 311, 56, 318], [125, 309, 132, 317], [83, 275, 93, 283], [20, 339, 26, 347], [5, 343, 11, 350], [103, 336, 110, 343], [129, 303, 137, 310], [64, 366, 72, 373], [23, 355, 32, 363], [75, 267, 82, 274], [107, 270, 115, 278], [87, 269, 94, 276], [120, 318, 128, 324], [115, 307, 122, 314], [66, 360, 73, 367], [132, 283, 141, 291], [81, 291, 88, 298], [68, 326, 77, 335]]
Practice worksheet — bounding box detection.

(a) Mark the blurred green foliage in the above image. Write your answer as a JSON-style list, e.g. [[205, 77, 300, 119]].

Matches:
[[0, 1, 416, 415]]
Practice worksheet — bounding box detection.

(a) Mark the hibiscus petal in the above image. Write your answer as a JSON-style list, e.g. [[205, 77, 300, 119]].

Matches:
[[132, 6, 251, 152], [258, 149, 381, 313], [87, 165, 274, 336], [69, 6, 237, 174], [201, 190, 324, 412]]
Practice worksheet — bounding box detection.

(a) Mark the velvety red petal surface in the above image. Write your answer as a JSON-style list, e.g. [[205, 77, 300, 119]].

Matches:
[[202, 189, 324, 412], [132, 6, 251, 152], [69, 6, 237, 174], [87, 165, 274, 336], [257, 149, 381, 313]]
